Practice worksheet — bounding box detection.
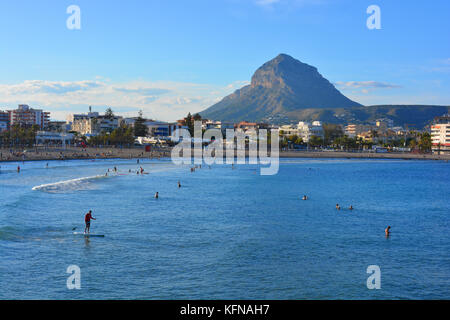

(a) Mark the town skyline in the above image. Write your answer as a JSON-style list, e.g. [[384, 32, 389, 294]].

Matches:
[[0, 1, 449, 122]]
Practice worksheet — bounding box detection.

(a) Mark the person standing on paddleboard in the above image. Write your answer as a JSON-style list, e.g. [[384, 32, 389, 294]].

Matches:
[[84, 210, 96, 234]]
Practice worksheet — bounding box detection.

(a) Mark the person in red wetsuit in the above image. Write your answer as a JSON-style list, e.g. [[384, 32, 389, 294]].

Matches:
[[84, 210, 96, 234]]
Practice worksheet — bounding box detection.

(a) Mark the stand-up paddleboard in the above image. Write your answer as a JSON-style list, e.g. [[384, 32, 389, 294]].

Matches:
[[73, 232, 105, 238]]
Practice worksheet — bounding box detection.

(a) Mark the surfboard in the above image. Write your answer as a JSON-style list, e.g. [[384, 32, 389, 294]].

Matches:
[[73, 232, 105, 237]]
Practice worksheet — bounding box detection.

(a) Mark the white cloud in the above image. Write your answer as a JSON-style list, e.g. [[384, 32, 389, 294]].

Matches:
[[334, 81, 402, 90], [0, 79, 246, 122]]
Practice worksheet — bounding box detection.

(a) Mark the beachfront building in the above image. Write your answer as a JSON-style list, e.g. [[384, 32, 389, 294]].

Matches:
[[278, 121, 324, 143], [297, 121, 324, 142], [71, 117, 98, 136], [47, 121, 70, 133], [236, 121, 258, 132], [66, 112, 99, 125], [345, 124, 374, 138], [0, 111, 9, 132], [431, 115, 450, 154], [123, 117, 180, 139], [146, 120, 178, 138], [71, 115, 122, 136], [202, 120, 235, 135], [35, 131, 75, 148], [279, 124, 299, 136], [235, 121, 269, 134], [7, 105, 50, 129], [97, 116, 122, 133]]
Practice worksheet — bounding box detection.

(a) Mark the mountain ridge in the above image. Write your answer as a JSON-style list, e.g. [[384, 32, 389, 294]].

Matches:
[[201, 54, 362, 121], [200, 54, 449, 128]]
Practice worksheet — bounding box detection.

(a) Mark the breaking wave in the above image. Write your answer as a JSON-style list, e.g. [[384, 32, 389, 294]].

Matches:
[[32, 175, 107, 193]]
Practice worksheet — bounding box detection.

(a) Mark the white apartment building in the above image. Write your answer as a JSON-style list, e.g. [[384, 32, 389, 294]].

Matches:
[[280, 121, 324, 142], [71, 115, 122, 136], [431, 115, 450, 154], [202, 120, 235, 135], [66, 112, 99, 124], [35, 131, 74, 147], [71, 118, 98, 136]]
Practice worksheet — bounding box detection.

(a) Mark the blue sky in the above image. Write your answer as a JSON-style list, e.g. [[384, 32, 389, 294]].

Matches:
[[0, 0, 449, 121]]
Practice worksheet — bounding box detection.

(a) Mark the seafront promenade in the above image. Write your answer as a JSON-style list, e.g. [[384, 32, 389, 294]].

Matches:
[[1, 146, 449, 162]]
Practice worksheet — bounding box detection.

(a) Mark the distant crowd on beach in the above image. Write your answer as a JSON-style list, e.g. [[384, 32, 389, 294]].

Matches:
[[0, 146, 172, 162]]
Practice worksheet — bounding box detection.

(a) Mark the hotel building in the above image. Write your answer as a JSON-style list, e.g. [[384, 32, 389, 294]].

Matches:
[[431, 115, 450, 154], [7, 105, 50, 129], [280, 121, 324, 142]]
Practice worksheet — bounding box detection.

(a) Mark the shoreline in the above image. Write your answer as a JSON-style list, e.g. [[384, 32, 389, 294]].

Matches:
[[0, 147, 172, 163], [276, 151, 450, 161], [1, 147, 449, 163]]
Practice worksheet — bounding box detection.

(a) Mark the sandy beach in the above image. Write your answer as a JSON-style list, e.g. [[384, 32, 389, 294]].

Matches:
[[1, 146, 449, 162], [0, 146, 172, 162]]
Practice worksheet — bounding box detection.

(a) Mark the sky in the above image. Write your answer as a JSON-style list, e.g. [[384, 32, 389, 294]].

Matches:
[[0, 0, 449, 121]]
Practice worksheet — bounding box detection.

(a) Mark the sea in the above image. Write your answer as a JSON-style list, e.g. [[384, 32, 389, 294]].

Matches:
[[0, 158, 449, 299]]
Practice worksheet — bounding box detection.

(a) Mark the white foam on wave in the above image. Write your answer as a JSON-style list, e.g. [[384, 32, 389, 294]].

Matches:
[[32, 175, 107, 193]]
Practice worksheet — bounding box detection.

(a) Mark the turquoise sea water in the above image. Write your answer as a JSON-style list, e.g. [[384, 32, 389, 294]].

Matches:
[[0, 158, 449, 299]]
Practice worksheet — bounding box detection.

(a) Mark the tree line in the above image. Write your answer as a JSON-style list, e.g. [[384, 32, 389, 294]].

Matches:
[[0, 124, 41, 148], [279, 124, 433, 152], [0, 109, 434, 153]]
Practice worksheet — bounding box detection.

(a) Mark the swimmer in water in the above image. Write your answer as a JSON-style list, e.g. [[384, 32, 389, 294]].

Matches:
[[302, 195, 308, 200], [178, 181, 181, 188], [385, 226, 391, 237], [349, 205, 353, 210], [155, 192, 159, 199], [336, 204, 341, 210]]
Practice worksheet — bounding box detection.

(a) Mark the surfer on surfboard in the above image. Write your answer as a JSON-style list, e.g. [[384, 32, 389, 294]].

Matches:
[[84, 210, 96, 234]]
